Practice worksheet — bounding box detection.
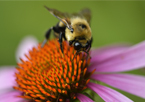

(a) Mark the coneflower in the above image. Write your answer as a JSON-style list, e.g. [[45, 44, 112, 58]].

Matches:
[[0, 37, 145, 102], [14, 39, 95, 102]]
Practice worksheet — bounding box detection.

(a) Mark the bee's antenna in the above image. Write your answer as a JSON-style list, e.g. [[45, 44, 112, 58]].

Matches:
[[53, 15, 73, 32]]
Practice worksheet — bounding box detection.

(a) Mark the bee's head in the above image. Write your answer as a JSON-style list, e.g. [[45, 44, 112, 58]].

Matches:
[[70, 17, 91, 36], [65, 17, 92, 52], [73, 41, 90, 51]]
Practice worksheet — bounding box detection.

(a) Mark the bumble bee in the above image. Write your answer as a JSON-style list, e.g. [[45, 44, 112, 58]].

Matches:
[[42, 6, 92, 58]]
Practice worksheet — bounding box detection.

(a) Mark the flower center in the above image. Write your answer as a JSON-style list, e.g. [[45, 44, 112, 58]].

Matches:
[[14, 39, 92, 102]]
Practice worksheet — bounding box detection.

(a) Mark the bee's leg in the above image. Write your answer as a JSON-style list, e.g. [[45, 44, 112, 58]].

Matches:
[[86, 37, 93, 52], [86, 45, 91, 52], [85, 50, 91, 60], [72, 50, 80, 61], [86, 38, 92, 59], [58, 32, 64, 53], [41, 27, 53, 47], [85, 45, 91, 60]]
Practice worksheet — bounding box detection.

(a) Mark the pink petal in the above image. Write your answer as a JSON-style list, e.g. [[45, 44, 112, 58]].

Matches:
[[91, 73, 145, 98], [89, 41, 145, 72], [0, 66, 16, 94], [16, 36, 38, 63], [0, 91, 25, 102], [87, 82, 133, 102], [76, 93, 94, 102], [91, 44, 129, 62]]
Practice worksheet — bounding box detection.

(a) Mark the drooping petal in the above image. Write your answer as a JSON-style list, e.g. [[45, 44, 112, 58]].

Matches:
[[91, 73, 145, 98], [76, 93, 94, 102], [87, 82, 133, 102], [16, 35, 38, 63], [0, 91, 24, 102], [91, 44, 129, 63], [0, 66, 16, 94], [89, 41, 145, 72]]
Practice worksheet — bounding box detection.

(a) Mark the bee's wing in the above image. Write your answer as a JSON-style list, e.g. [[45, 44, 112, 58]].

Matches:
[[45, 6, 91, 30], [71, 8, 91, 24], [45, 6, 72, 30], [79, 8, 91, 24], [44, 6, 70, 18]]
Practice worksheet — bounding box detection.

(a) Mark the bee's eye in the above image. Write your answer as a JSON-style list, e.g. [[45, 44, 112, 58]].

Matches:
[[74, 42, 81, 50], [79, 24, 86, 29]]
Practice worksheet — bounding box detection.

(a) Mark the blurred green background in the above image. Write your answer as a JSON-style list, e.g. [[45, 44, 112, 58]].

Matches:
[[0, 1, 145, 101]]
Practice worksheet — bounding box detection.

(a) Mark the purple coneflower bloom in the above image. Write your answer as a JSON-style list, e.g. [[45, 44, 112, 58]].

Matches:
[[0, 36, 145, 102]]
